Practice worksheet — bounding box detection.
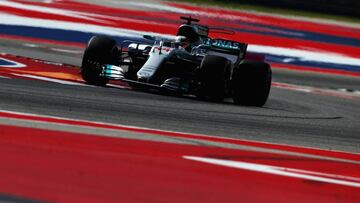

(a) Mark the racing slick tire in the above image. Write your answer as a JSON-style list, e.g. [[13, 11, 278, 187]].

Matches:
[[197, 55, 230, 101], [81, 36, 118, 86], [231, 60, 272, 107]]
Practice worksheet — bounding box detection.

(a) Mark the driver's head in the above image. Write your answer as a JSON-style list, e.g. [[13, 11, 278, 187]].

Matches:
[[175, 36, 189, 49], [176, 25, 200, 44]]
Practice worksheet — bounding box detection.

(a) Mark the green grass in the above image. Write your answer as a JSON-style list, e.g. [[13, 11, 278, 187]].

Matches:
[[168, 0, 360, 24]]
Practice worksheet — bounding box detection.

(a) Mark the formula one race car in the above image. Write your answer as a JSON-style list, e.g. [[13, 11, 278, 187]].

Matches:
[[81, 16, 272, 106]]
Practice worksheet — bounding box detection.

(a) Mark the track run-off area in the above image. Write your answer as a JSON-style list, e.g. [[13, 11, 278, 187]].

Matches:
[[0, 0, 360, 202], [1, 110, 360, 202]]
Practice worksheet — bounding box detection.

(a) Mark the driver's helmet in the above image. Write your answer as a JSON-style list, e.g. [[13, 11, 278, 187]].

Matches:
[[175, 36, 190, 50], [176, 24, 200, 44]]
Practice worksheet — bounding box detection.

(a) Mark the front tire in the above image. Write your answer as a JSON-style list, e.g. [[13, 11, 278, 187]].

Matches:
[[231, 60, 272, 107], [81, 36, 118, 86], [197, 55, 230, 101]]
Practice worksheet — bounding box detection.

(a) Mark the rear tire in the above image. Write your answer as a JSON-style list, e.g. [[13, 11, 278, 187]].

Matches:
[[197, 55, 230, 101], [231, 60, 272, 107], [81, 36, 118, 86]]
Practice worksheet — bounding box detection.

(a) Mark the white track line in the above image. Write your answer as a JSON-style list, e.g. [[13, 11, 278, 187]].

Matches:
[[184, 156, 360, 188], [0, 75, 10, 79]]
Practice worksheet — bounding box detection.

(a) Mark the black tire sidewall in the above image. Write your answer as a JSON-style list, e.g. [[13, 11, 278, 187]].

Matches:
[[231, 60, 272, 106], [81, 36, 117, 86], [197, 55, 230, 101]]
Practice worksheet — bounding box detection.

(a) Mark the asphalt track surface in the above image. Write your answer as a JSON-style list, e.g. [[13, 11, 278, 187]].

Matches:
[[0, 0, 359, 153], [0, 40, 360, 153]]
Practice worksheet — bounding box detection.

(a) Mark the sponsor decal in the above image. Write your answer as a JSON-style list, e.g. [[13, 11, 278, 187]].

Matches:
[[205, 38, 241, 50], [0, 57, 26, 68]]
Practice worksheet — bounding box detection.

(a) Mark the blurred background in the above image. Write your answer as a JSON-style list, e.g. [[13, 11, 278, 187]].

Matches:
[[175, 0, 360, 20]]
